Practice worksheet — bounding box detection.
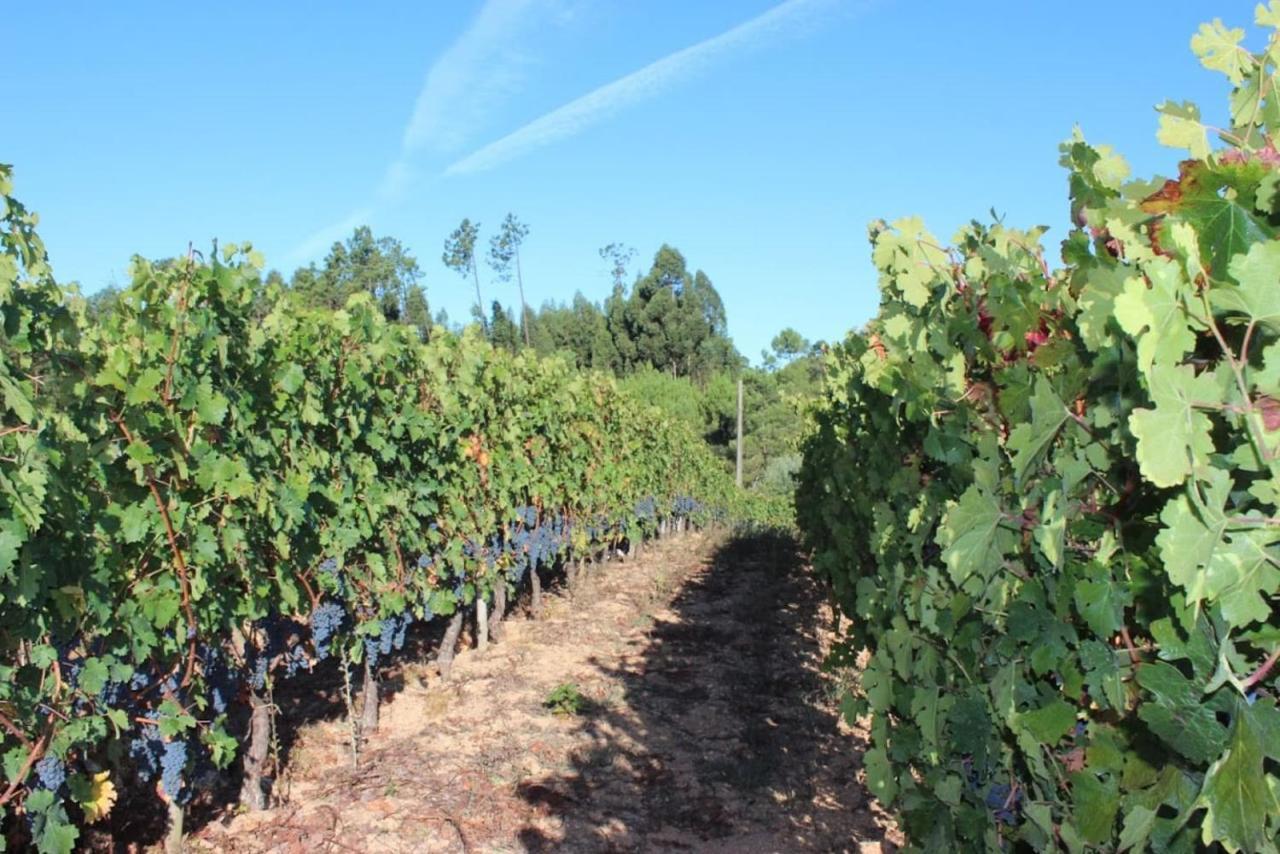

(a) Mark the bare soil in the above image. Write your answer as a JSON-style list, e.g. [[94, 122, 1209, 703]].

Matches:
[[188, 531, 898, 853]]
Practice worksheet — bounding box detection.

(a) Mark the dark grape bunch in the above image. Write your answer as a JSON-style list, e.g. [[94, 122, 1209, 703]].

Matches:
[[311, 601, 346, 661], [32, 755, 67, 794]]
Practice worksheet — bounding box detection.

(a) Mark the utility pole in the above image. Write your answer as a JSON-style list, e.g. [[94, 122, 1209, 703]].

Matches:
[[736, 377, 744, 488]]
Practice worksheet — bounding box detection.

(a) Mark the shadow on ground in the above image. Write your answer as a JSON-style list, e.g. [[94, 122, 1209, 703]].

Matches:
[[516, 530, 889, 852]]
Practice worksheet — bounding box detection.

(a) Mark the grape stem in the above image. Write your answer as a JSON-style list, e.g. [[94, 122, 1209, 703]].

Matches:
[[111, 411, 199, 687], [1243, 647, 1280, 691], [0, 710, 31, 749]]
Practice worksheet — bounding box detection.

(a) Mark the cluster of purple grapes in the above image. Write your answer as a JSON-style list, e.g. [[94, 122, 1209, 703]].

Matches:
[[984, 781, 1021, 825], [671, 496, 700, 517], [310, 600, 346, 661], [634, 496, 657, 519], [364, 613, 411, 666], [129, 726, 192, 803], [505, 526, 533, 581], [33, 754, 67, 795], [963, 759, 1022, 827], [248, 615, 310, 688]]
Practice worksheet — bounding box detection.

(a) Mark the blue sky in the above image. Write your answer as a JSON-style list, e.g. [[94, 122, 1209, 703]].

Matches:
[[6, 1, 1258, 362]]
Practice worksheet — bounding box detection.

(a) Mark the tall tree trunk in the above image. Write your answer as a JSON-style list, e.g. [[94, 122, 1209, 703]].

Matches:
[[361, 657, 379, 734], [438, 612, 465, 680], [516, 249, 531, 348], [491, 582, 507, 642], [240, 685, 271, 810], [471, 262, 486, 335]]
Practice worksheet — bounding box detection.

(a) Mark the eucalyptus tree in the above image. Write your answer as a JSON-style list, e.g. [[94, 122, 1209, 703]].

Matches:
[[442, 218, 485, 333], [487, 213, 531, 347]]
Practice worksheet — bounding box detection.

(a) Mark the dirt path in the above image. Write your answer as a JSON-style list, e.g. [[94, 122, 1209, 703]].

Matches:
[[190, 531, 897, 853]]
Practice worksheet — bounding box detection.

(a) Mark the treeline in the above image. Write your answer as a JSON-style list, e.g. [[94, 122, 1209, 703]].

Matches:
[[89, 224, 745, 374]]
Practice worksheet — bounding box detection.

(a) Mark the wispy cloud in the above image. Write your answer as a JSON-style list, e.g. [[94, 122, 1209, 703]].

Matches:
[[287, 0, 835, 264], [287, 0, 549, 262], [444, 0, 835, 176], [282, 206, 372, 269], [400, 0, 542, 156], [382, 0, 555, 202]]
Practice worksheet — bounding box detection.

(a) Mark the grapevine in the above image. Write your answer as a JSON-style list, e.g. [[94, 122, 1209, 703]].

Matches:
[[797, 10, 1280, 851]]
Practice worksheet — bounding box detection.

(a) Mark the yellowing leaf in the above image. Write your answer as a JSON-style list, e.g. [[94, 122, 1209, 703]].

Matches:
[[1191, 19, 1249, 85], [1156, 101, 1211, 159], [82, 771, 117, 824]]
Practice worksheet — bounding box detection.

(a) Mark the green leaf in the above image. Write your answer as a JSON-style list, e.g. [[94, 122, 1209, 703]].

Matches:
[[1091, 145, 1131, 190], [78, 658, 110, 697], [1075, 563, 1127, 638], [1017, 699, 1077, 745], [120, 502, 152, 544], [937, 486, 1016, 592], [1157, 471, 1280, 627], [1070, 770, 1120, 844], [124, 367, 166, 405], [1257, 1, 1280, 28], [1216, 239, 1280, 331], [948, 695, 991, 766], [1197, 698, 1280, 853], [1174, 182, 1275, 282], [195, 385, 229, 425], [1128, 364, 1220, 487], [275, 362, 306, 394], [864, 746, 898, 803], [35, 816, 78, 854], [1005, 377, 1069, 483], [1150, 604, 1217, 683], [1113, 258, 1198, 372], [1036, 490, 1066, 569], [1117, 804, 1157, 852], [1137, 662, 1229, 763], [1076, 265, 1129, 351], [870, 217, 951, 309]]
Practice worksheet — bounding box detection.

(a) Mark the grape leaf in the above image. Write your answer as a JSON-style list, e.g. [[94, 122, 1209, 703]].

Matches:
[[1156, 101, 1210, 159], [1203, 524, 1280, 627], [1070, 770, 1120, 844], [1137, 662, 1229, 763], [1216, 239, 1280, 330], [1006, 377, 1069, 483], [1197, 698, 1280, 853], [1114, 258, 1198, 372], [864, 746, 898, 803], [1190, 19, 1249, 85], [1016, 699, 1076, 744], [1129, 364, 1220, 487], [936, 486, 1017, 592]]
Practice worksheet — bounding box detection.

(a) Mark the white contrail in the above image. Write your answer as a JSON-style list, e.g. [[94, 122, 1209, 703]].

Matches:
[[401, 0, 544, 157], [285, 0, 546, 262], [286, 0, 836, 264], [444, 0, 835, 176], [281, 207, 373, 270]]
